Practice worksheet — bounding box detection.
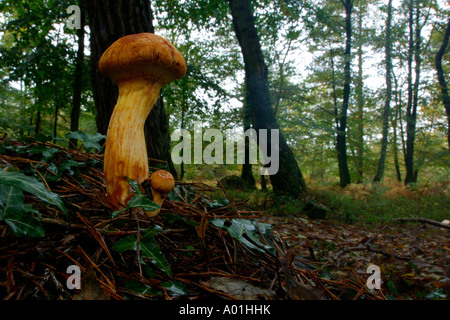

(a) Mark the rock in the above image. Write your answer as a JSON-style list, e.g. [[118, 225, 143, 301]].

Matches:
[[218, 175, 247, 190], [302, 201, 328, 220]]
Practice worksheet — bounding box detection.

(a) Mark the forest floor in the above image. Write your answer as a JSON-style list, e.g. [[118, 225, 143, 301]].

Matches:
[[0, 136, 449, 301]]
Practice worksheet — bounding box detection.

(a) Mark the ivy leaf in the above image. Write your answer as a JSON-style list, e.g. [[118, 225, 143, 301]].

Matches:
[[126, 194, 160, 211], [205, 197, 230, 209], [211, 218, 274, 254], [124, 280, 162, 296], [160, 281, 188, 296], [112, 235, 137, 252], [0, 169, 67, 216], [0, 183, 25, 217], [126, 177, 143, 195], [112, 226, 171, 276], [140, 236, 172, 277], [65, 131, 106, 152], [0, 184, 44, 237], [3, 210, 45, 237]]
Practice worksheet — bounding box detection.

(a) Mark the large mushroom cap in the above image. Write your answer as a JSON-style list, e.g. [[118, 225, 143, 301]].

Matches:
[[99, 33, 187, 84], [150, 170, 175, 195]]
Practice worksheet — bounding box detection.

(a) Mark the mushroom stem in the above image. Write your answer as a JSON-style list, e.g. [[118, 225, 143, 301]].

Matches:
[[99, 33, 186, 209], [145, 191, 165, 218], [104, 79, 161, 208]]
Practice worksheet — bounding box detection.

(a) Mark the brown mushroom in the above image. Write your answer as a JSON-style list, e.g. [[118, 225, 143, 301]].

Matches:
[[99, 33, 186, 208], [145, 170, 175, 217]]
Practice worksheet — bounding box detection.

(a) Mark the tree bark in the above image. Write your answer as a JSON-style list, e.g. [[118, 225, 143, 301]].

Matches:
[[86, 0, 176, 175], [69, 2, 85, 149], [435, 18, 450, 149], [392, 86, 402, 182], [336, 0, 352, 188], [228, 0, 307, 197], [404, 1, 421, 185], [355, 8, 364, 183], [373, 0, 393, 182], [241, 101, 256, 189]]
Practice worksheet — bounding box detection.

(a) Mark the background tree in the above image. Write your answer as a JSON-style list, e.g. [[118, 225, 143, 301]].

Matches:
[[373, 0, 393, 182], [69, 0, 86, 149], [228, 0, 307, 197], [336, 0, 353, 188], [435, 18, 450, 149]]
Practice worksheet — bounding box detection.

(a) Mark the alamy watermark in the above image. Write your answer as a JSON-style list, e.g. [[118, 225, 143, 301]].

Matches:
[[170, 122, 280, 175], [366, 264, 382, 290], [66, 5, 81, 30], [66, 265, 81, 290]]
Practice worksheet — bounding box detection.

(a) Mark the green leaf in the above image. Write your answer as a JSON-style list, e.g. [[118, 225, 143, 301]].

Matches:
[[124, 280, 162, 296], [140, 236, 172, 277], [126, 194, 160, 212], [0, 183, 25, 218], [111, 180, 159, 217], [167, 185, 197, 203], [0, 169, 67, 215], [65, 131, 106, 152], [160, 212, 199, 227], [112, 226, 171, 276], [141, 225, 163, 239], [211, 218, 274, 254], [0, 184, 44, 237], [387, 280, 399, 296], [205, 198, 230, 209], [425, 288, 447, 300], [112, 235, 137, 252], [160, 281, 188, 296], [28, 145, 60, 161], [47, 159, 83, 181], [126, 177, 143, 195], [3, 210, 44, 237]]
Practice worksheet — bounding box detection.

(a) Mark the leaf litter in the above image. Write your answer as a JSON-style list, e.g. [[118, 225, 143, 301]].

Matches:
[[0, 135, 448, 300]]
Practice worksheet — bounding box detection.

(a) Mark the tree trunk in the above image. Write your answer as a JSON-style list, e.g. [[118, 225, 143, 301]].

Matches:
[[392, 84, 402, 182], [228, 0, 307, 197], [69, 2, 85, 149], [86, 0, 176, 176], [355, 8, 364, 183], [435, 18, 450, 149], [53, 101, 59, 142], [373, 0, 393, 182], [405, 1, 421, 185], [241, 101, 256, 189], [336, 0, 352, 188]]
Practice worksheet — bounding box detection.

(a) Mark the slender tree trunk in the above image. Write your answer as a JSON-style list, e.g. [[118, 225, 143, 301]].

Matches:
[[69, 2, 85, 149], [241, 102, 256, 189], [228, 0, 307, 197], [86, 0, 176, 176], [336, 0, 353, 188], [34, 108, 41, 136], [180, 102, 185, 180], [392, 78, 402, 182], [329, 49, 339, 130], [405, 1, 421, 185], [373, 0, 393, 182], [53, 102, 59, 141], [355, 9, 364, 183], [435, 18, 450, 149]]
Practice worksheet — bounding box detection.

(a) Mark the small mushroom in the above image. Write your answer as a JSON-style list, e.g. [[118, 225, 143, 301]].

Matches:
[[99, 33, 187, 208], [146, 170, 175, 217]]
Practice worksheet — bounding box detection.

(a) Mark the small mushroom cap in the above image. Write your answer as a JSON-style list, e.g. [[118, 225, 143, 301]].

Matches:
[[150, 170, 175, 194], [99, 33, 187, 84]]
